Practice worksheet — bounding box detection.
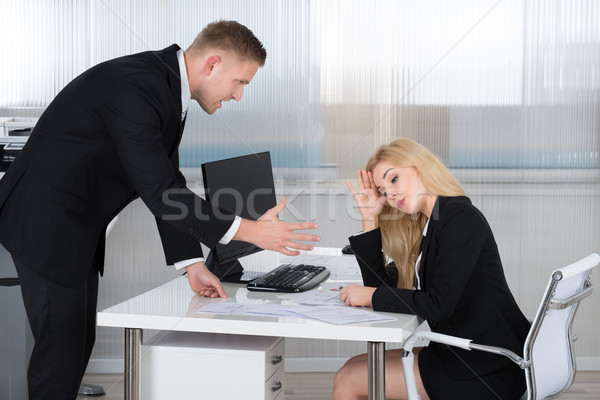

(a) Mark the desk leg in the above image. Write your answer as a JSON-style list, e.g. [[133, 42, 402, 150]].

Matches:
[[124, 328, 143, 400], [367, 341, 385, 400]]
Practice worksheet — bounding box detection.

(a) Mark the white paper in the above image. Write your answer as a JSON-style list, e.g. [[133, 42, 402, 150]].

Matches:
[[279, 288, 347, 306], [197, 302, 298, 317], [290, 305, 396, 325], [196, 302, 395, 325]]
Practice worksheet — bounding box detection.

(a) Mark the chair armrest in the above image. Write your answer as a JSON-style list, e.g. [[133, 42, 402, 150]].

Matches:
[[402, 331, 530, 369], [403, 331, 472, 352], [468, 343, 530, 369], [401, 332, 472, 400]]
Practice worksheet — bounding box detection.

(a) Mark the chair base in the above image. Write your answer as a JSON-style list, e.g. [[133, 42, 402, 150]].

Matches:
[[78, 383, 106, 397]]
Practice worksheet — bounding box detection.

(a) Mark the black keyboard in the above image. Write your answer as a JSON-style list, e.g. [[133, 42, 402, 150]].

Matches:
[[246, 264, 330, 292]]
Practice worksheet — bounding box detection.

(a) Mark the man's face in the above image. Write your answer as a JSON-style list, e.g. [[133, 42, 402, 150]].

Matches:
[[191, 55, 260, 114]]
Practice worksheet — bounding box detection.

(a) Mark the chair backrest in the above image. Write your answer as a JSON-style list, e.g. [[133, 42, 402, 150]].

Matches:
[[523, 253, 599, 400]]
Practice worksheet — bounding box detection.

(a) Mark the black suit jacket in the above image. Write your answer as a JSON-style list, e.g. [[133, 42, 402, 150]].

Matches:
[[0, 45, 235, 286], [349, 196, 530, 380]]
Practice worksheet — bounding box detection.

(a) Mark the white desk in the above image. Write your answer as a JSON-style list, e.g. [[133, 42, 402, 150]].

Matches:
[[97, 250, 418, 400]]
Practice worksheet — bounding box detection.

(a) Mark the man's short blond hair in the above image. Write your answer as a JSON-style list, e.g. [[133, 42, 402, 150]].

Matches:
[[187, 20, 267, 66]]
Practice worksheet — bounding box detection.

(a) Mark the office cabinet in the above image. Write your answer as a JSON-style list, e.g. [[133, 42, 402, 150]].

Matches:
[[0, 244, 34, 400], [142, 331, 284, 400]]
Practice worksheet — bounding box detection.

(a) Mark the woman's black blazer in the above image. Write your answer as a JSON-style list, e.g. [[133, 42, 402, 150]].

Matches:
[[349, 196, 530, 380]]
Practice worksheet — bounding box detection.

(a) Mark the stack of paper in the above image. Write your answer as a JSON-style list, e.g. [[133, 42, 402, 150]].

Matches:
[[197, 302, 394, 325]]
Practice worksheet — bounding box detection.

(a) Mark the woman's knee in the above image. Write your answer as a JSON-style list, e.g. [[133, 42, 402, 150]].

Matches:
[[336, 353, 367, 380], [333, 362, 352, 389], [333, 355, 368, 398]]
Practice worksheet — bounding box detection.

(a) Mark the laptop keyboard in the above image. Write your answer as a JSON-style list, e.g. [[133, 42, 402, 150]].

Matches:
[[246, 264, 330, 292]]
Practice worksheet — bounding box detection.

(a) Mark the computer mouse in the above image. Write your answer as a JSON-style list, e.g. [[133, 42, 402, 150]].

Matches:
[[341, 244, 354, 255]]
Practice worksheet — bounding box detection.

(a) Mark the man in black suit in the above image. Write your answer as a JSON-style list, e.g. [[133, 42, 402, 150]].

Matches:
[[0, 20, 319, 400]]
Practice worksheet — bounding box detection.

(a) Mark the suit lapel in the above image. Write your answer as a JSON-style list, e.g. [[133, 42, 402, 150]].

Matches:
[[159, 44, 184, 157], [418, 197, 441, 287], [163, 44, 183, 118], [176, 115, 186, 151]]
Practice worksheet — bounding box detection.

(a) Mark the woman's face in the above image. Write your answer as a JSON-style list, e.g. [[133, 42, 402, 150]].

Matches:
[[371, 161, 429, 216]]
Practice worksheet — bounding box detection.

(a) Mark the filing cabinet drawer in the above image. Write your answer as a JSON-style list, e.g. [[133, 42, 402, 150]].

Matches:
[[265, 337, 284, 379], [265, 366, 284, 400], [142, 332, 284, 400]]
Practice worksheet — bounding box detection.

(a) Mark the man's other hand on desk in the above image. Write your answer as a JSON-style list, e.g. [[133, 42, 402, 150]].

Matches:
[[185, 262, 227, 298]]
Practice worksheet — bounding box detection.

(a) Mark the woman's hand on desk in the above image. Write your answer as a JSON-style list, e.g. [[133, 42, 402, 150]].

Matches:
[[185, 262, 227, 298], [339, 285, 376, 307]]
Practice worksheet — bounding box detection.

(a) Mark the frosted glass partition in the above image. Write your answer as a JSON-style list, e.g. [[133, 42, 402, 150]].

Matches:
[[1, 0, 598, 175]]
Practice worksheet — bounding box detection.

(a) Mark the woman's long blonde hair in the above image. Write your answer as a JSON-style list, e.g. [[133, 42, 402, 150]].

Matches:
[[365, 138, 465, 289]]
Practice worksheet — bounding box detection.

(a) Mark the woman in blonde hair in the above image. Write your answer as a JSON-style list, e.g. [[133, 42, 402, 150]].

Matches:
[[333, 138, 530, 400]]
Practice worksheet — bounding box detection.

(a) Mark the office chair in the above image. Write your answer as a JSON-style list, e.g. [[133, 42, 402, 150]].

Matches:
[[400, 253, 599, 400]]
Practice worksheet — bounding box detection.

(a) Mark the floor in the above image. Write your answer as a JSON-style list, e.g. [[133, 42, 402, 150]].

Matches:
[[77, 371, 600, 399]]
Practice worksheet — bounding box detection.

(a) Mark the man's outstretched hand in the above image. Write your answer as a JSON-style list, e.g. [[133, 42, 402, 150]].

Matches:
[[235, 196, 320, 256]]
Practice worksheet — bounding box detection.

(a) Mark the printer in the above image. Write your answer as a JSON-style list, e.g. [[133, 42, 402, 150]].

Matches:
[[0, 117, 38, 178]]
